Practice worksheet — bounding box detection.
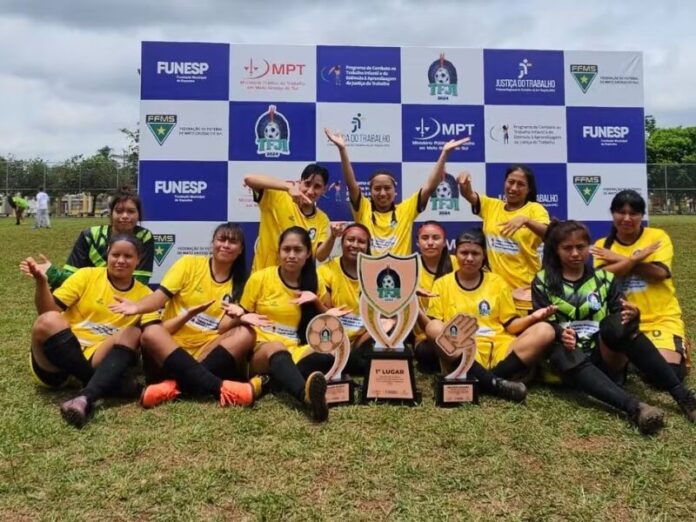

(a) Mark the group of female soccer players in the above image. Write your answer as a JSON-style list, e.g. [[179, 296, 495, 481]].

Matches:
[[20, 132, 696, 435]]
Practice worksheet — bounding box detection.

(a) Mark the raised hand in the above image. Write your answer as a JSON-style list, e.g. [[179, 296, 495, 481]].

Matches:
[[108, 295, 139, 315], [620, 298, 640, 325], [531, 305, 557, 321], [291, 290, 319, 305], [442, 137, 471, 154], [324, 128, 346, 149], [499, 216, 528, 236], [240, 313, 271, 327], [330, 222, 346, 239], [19, 254, 51, 279], [457, 172, 474, 199], [288, 181, 313, 206], [221, 301, 245, 318]]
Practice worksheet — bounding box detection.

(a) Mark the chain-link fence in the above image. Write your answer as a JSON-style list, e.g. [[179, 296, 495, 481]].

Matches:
[[647, 164, 696, 214]]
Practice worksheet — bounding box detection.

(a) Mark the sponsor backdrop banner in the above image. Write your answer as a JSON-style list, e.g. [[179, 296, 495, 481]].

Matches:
[[140, 42, 645, 283]]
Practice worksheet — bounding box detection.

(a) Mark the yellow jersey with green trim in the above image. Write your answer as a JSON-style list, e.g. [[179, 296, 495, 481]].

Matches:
[[251, 188, 330, 273], [478, 195, 549, 289], [159, 256, 236, 352], [240, 266, 328, 348], [352, 191, 422, 256], [53, 267, 158, 351], [317, 257, 363, 341], [594, 227, 684, 341], [414, 254, 458, 342], [427, 271, 519, 366]]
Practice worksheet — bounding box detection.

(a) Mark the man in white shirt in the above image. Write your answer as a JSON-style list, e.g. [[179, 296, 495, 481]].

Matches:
[[35, 188, 50, 228]]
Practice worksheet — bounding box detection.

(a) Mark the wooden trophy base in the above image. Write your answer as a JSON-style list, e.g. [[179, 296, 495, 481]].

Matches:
[[435, 376, 479, 407], [326, 378, 357, 407], [360, 347, 420, 405]]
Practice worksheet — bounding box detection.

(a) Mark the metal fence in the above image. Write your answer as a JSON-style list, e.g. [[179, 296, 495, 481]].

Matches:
[[647, 164, 696, 214]]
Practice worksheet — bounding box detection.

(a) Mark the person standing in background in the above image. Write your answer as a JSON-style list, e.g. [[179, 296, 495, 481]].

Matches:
[[34, 188, 51, 229]]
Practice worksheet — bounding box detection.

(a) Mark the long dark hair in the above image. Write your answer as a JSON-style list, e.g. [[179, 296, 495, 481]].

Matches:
[[110, 186, 144, 222], [418, 221, 453, 279], [603, 189, 646, 248], [505, 164, 537, 204], [212, 222, 247, 302], [368, 170, 397, 225], [279, 226, 318, 345], [542, 220, 592, 296], [454, 228, 489, 271]]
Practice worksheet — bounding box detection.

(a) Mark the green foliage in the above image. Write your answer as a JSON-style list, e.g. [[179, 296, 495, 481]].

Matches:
[[647, 126, 696, 164], [1, 217, 696, 520]]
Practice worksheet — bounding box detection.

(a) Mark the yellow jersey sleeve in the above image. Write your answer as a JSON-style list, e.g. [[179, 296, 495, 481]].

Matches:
[[159, 255, 191, 296], [240, 270, 264, 312], [53, 267, 91, 308]]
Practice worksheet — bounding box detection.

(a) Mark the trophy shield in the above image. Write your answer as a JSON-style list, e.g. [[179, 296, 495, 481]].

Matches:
[[306, 314, 355, 406], [358, 253, 420, 405], [435, 314, 480, 407]]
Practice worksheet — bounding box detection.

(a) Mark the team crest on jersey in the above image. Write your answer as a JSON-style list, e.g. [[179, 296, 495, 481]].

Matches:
[[308, 227, 317, 241], [153, 234, 175, 266], [146, 114, 177, 145], [573, 176, 601, 205], [478, 300, 491, 316], [587, 291, 602, 311], [570, 64, 598, 93], [255, 105, 290, 158], [428, 53, 458, 99], [430, 173, 460, 213]]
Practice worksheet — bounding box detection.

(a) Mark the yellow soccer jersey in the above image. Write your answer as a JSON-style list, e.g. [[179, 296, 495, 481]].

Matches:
[[240, 266, 328, 350], [427, 271, 519, 369], [352, 191, 423, 256], [594, 227, 685, 347], [252, 188, 330, 272], [318, 257, 363, 341], [414, 254, 458, 342], [478, 195, 549, 289], [159, 255, 237, 353], [53, 267, 158, 353]]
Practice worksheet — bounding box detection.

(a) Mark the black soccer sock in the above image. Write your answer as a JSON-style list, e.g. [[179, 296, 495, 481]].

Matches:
[[268, 351, 305, 401], [414, 341, 440, 374], [81, 345, 135, 402], [563, 360, 640, 415], [42, 328, 94, 385], [162, 348, 222, 398], [296, 352, 334, 377], [201, 346, 238, 381], [621, 334, 682, 392], [468, 361, 496, 394], [345, 340, 372, 376], [492, 351, 528, 379], [669, 361, 687, 382]]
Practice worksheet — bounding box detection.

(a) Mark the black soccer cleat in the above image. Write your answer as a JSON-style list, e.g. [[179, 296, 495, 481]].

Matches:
[[60, 395, 93, 429], [631, 402, 665, 435], [304, 371, 329, 422], [492, 378, 527, 403]]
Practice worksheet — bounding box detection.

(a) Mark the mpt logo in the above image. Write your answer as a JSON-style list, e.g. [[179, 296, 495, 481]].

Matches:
[[414, 118, 474, 141], [255, 105, 290, 158], [428, 53, 458, 98], [243, 58, 306, 79]]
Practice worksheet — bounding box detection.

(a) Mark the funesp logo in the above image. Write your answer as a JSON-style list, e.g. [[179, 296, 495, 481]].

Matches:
[[157, 61, 210, 75], [154, 181, 208, 194], [582, 126, 629, 139]]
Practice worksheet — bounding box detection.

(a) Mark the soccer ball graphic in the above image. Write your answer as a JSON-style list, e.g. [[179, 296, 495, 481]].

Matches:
[[264, 121, 281, 140], [381, 274, 396, 289], [434, 67, 450, 84], [436, 181, 452, 199]]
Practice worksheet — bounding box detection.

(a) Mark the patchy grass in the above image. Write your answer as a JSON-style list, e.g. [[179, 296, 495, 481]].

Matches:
[[1, 216, 694, 521]]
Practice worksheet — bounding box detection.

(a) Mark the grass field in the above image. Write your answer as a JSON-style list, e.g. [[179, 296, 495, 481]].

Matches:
[[1, 216, 695, 521]]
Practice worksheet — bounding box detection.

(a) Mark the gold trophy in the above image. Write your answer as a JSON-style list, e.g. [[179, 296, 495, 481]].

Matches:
[[306, 314, 355, 406], [358, 253, 420, 404], [435, 314, 479, 406]]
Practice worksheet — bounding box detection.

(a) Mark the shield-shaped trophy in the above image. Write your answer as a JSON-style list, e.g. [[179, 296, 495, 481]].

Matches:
[[358, 252, 420, 404], [435, 314, 480, 406], [306, 314, 355, 406]]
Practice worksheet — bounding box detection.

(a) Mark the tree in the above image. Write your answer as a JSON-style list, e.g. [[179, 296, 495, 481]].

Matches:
[[646, 127, 696, 164]]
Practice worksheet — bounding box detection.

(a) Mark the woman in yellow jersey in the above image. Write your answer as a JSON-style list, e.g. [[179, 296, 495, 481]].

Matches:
[[27, 188, 155, 288], [241, 226, 340, 422], [244, 164, 332, 272], [324, 127, 469, 256], [424, 229, 557, 402], [412, 221, 457, 373], [458, 165, 549, 300], [318, 223, 376, 375], [22, 235, 159, 428], [109, 223, 261, 409], [590, 190, 688, 380]]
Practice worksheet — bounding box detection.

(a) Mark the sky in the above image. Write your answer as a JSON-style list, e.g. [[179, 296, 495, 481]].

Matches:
[[0, 0, 693, 162]]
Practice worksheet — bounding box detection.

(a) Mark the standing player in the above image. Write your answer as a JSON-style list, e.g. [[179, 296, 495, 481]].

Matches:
[[21, 235, 159, 428], [244, 164, 332, 272], [591, 190, 689, 380], [8, 192, 29, 225], [324, 128, 469, 256], [108, 223, 261, 409], [27, 188, 154, 288], [34, 187, 51, 229]]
